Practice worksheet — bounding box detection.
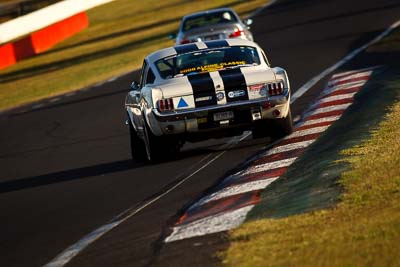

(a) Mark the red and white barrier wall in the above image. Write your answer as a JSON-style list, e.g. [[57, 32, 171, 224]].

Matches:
[[0, 0, 114, 70]]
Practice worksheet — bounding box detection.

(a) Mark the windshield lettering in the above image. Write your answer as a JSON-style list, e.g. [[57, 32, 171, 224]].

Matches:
[[156, 46, 261, 79]]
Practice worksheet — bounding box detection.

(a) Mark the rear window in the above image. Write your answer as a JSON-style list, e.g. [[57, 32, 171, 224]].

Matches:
[[155, 46, 261, 79], [182, 11, 238, 31]]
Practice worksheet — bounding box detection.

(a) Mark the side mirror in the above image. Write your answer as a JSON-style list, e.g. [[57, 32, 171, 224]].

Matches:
[[131, 81, 139, 90], [168, 33, 176, 40], [244, 18, 253, 26]]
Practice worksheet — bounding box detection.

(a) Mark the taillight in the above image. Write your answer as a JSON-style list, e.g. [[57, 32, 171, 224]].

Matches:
[[248, 84, 264, 91], [180, 39, 190, 44], [248, 84, 267, 97], [157, 98, 174, 112], [229, 28, 244, 38], [267, 82, 284, 96]]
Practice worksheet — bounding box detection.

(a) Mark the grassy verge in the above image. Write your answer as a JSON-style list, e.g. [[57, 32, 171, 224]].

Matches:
[[222, 31, 400, 266], [0, 0, 267, 111]]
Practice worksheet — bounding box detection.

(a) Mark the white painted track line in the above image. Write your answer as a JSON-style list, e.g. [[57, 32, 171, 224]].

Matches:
[[65, 92, 76, 97], [291, 19, 400, 104], [49, 97, 61, 103], [44, 221, 121, 267], [32, 104, 45, 109], [107, 76, 118, 82]]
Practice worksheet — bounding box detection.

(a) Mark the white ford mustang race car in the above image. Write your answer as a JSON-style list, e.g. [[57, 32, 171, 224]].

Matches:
[[125, 39, 292, 162]]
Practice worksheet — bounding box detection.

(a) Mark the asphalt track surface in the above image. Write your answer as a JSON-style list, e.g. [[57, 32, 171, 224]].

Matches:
[[1, 0, 399, 266]]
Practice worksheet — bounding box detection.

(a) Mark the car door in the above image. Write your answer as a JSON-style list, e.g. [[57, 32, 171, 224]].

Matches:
[[132, 59, 157, 135], [127, 60, 149, 135]]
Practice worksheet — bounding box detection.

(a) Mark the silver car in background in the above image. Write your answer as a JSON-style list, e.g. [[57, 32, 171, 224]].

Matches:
[[171, 7, 254, 45]]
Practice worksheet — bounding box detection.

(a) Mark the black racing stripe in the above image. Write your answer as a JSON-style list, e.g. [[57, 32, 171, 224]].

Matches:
[[219, 68, 249, 102], [174, 43, 199, 54], [187, 73, 217, 108], [205, 40, 229, 49]]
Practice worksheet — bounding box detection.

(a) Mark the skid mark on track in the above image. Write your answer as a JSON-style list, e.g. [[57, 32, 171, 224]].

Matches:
[[164, 67, 376, 242]]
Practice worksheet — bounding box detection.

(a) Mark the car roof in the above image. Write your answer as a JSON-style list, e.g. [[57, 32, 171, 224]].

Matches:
[[147, 39, 260, 63], [182, 7, 237, 20]]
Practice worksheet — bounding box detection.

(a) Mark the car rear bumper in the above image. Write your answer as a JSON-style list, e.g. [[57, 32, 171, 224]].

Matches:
[[148, 92, 290, 137]]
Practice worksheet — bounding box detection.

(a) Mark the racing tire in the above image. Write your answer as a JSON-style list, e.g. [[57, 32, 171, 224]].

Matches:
[[252, 121, 269, 139], [270, 107, 293, 140], [129, 121, 147, 162], [143, 121, 181, 162]]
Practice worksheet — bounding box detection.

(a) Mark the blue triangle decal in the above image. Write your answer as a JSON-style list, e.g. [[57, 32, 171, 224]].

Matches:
[[177, 97, 189, 108]]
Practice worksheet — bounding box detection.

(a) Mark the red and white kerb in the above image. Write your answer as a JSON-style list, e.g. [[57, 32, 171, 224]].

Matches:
[[165, 67, 375, 243]]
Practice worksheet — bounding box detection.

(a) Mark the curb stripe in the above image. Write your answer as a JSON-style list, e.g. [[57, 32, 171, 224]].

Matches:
[[305, 103, 352, 117], [328, 76, 370, 87], [241, 157, 298, 176], [178, 191, 260, 225], [331, 66, 379, 79], [261, 139, 316, 157], [307, 109, 346, 121], [165, 205, 254, 242], [314, 92, 357, 105], [312, 98, 354, 110], [322, 86, 362, 98], [224, 167, 288, 187], [284, 125, 330, 139], [254, 148, 305, 165], [320, 81, 366, 98], [328, 72, 371, 87], [299, 115, 341, 126], [188, 177, 279, 211], [279, 133, 321, 146], [295, 120, 334, 131]]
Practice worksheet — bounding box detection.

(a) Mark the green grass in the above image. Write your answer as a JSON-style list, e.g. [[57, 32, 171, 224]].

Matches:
[[0, 0, 267, 111], [222, 30, 400, 266]]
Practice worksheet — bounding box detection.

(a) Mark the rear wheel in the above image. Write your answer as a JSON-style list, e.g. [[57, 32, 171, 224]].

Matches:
[[270, 107, 293, 139], [129, 121, 147, 162], [143, 122, 181, 162], [252, 121, 269, 139]]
